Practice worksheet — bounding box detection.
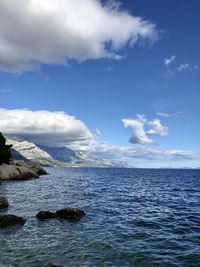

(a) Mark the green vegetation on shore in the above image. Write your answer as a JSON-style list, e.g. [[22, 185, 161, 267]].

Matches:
[[0, 132, 12, 165]]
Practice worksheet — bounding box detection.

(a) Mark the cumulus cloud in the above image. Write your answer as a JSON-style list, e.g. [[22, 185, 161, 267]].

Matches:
[[147, 119, 168, 136], [0, 108, 93, 145], [122, 116, 153, 145], [0, 0, 157, 73], [122, 115, 169, 145], [164, 55, 176, 66]]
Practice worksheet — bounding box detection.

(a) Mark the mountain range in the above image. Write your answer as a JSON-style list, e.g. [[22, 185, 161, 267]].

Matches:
[[8, 138, 125, 168]]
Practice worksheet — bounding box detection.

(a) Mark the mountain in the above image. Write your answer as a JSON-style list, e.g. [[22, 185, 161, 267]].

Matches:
[[7, 139, 125, 168], [37, 144, 125, 167], [37, 145, 79, 163], [7, 139, 62, 166], [11, 148, 29, 162]]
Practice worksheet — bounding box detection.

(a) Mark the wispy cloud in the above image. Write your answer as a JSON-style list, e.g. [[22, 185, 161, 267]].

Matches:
[[95, 128, 102, 137], [69, 139, 200, 168], [0, 0, 158, 73], [164, 55, 176, 66], [0, 89, 11, 94], [122, 115, 168, 145], [157, 111, 183, 118], [178, 63, 189, 72], [107, 67, 113, 72]]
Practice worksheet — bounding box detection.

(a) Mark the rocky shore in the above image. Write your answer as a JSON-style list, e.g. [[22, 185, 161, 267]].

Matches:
[[0, 160, 47, 180], [0, 159, 48, 229], [0, 132, 86, 267]]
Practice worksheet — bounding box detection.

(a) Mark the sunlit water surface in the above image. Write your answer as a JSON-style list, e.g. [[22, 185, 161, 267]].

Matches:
[[1, 168, 200, 267]]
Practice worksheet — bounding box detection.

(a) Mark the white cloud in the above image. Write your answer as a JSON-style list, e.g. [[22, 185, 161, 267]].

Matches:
[[69, 139, 200, 168], [0, 108, 93, 145], [178, 63, 189, 72], [122, 116, 153, 145], [164, 55, 176, 66], [157, 111, 183, 118], [0, 0, 157, 73], [122, 114, 169, 145], [1, 108, 198, 168], [147, 119, 168, 136]]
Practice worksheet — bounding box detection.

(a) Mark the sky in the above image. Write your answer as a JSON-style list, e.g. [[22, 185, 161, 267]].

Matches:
[[0, 0, 200, 168]]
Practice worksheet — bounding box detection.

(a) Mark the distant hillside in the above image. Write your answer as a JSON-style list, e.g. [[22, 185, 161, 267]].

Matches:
[[37, 145, 78, 163], [7, 138, 126, 168]]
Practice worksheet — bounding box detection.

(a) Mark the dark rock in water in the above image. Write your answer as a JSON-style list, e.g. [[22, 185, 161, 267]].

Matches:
[[36, 211, 57, 220], [51, 264, 63, 267], [0, 196, 9, 210], [56, 208, 86, 221], [36, 208, 86, 223], [0, 214, 26, 228]]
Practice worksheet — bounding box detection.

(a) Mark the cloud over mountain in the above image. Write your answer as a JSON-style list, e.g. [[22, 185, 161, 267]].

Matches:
[[0, 108, 93, 145], [0, 0, 157, 73]]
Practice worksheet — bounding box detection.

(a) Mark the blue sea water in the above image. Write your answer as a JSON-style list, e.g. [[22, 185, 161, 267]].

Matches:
[[0, 168, 200, 267]]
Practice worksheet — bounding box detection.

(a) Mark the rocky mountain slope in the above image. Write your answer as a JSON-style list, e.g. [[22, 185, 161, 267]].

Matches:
[[7, 139, 125, 168]]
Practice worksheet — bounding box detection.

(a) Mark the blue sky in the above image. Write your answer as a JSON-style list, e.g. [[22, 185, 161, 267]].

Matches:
[[0, 0, 199, 167]]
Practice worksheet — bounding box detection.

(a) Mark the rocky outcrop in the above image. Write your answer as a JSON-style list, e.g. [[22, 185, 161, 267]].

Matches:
[[0, 214, 26, 228], [0, 164, 39, 180], [0, 196, 9, 210], [11, 160, 47, 175], [36, 208, 86, 222]]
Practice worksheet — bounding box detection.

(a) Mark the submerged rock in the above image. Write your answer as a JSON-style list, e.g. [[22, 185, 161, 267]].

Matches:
[[0, 196, 9, 210], [36, 211, 57, 220], [0, 164, 39, 180], [56, 208, 86, 221], [0, 214, 26, 229], [36, 208, 86, 222]]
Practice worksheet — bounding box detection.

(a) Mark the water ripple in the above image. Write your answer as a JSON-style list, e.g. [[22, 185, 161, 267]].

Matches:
[[0, 168, 200, 266]]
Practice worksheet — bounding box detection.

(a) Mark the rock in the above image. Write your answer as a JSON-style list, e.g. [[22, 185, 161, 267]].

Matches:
[[0, 164, 39, 180], [56, 208, 86, 221], [36, 211, 57, 220], [11, 160, 47, 176], [0, 214, 26, 229], [0, 196, 9, 210], [51, 265, 63, 267], [28, 162, 47, 175]]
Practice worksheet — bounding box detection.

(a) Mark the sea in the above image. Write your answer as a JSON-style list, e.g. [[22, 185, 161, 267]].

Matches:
[[0, 168, 200, 267]]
